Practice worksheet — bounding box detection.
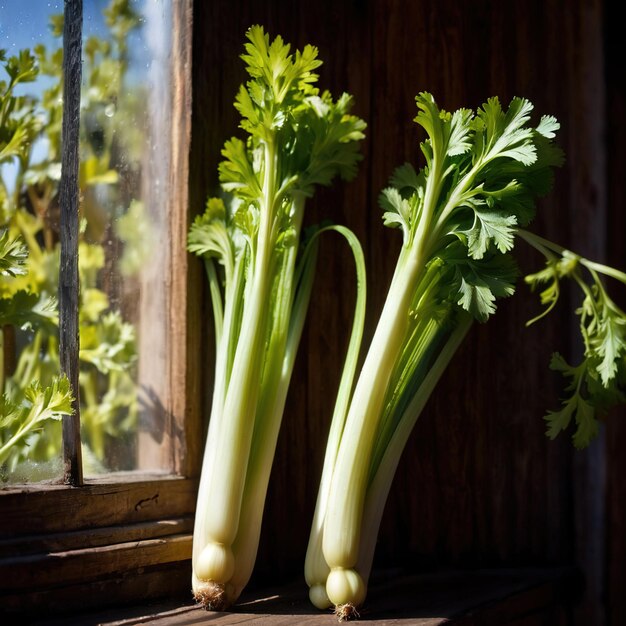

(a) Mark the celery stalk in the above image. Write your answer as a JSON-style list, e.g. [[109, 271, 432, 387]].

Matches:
[[309, 93, 626, 619], [307, 93, 567, 618], [188, 26, 366, 610]]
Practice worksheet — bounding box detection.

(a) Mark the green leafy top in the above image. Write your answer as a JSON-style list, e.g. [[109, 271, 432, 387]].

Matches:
[[188, 197, 239, 283], [219, 25, 366, 210], [523, 234, 626, 448], [189, 25, 366, 310], [0, 48, 38, 86], [80, 311, 137, 374], [380, 92, 562, 323], [382, 93, 625, 448]]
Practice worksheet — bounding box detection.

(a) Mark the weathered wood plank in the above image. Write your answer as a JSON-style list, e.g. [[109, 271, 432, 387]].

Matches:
[[0, 534, 191, 592], [25, 568, 578, 625], [2, 561, 192, 618], [136, 0, 197, 477], [0, 475, 197, 536], [58, 0, 83, 486], [0, 517, 193, 559], [168, 0, 200, 479], [604, 1, 626, 624]]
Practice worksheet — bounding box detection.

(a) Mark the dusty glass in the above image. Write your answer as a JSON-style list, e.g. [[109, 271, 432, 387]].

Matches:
[[0, 0, 173, 481]]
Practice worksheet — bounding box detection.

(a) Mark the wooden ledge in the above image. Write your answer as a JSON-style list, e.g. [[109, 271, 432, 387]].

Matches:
[[28, 567, 582, 625], [0, 474, 198, 536]]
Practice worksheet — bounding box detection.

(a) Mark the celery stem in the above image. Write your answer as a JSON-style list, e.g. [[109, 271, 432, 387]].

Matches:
[[357, 313, 473, 582], [322, 247, 421, 571]]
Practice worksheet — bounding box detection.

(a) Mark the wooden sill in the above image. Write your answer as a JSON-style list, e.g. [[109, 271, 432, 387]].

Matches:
[[0, 473, 198, 615], [27, 567, 581, 625], [0, 473, 198, 536]]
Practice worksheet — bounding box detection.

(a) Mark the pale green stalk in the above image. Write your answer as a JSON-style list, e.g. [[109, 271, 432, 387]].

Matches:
[[356, 314, 472, 582], [193, 138, 279, 591], [320, 134, 442, 609], [304, 226, 367, 609], [321, 249, 422, 608], [229, 197, 312, 598], [192, 253, 245, 572]]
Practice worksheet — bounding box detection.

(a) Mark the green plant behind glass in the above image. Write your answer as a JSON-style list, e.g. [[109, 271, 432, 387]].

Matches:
[[0, 0, 150, 479]]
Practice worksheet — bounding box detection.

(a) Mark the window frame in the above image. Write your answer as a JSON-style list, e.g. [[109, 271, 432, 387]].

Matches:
[[0, 0, 199, 615]]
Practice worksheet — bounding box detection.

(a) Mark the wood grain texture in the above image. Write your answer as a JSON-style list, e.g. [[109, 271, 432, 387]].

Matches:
[[27, 568, 578, 625], [136, 0, 197, 476], [604, 0, 626, 624], [552, 3, 608, 625], [0, 475, 197, 536], [1, 561, 193, 618], [188, 0, 612, 618], [0, 534, 191, 592], [0, 517, 193, 559], [58, 0, 83, 486], [0, 525, 193, 615], [169, 0, 201, 478]]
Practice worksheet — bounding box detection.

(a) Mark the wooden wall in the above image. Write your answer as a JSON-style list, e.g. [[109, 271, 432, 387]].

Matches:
[[604, 0, 626, 624], [189, 1, 622, 623]]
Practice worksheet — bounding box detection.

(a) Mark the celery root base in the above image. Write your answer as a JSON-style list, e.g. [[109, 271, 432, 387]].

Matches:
[[335, 603, 360, 621], [193, 581, 231, 611]]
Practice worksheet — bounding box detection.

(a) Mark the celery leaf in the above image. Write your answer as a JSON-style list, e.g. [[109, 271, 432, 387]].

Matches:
[[450, 252, 518, 323], [0, 231, 28, 277], [0, 375, 73, 468]]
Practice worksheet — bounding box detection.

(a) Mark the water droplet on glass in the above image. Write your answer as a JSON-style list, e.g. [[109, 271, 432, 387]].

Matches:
[[104, 103, 116, 118]]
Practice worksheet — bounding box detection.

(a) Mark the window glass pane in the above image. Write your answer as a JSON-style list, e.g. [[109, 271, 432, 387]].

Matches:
[[0, 0, 173, 482]]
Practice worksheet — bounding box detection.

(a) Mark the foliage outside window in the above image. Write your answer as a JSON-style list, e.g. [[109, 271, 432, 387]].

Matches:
[[0, 0, 166, 482]]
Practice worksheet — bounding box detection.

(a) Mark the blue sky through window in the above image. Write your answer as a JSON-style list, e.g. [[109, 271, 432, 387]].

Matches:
[[0, 0, 157, 191]]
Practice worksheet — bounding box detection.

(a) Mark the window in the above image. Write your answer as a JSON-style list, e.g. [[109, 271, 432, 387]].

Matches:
[[0, 0, 197, 613]]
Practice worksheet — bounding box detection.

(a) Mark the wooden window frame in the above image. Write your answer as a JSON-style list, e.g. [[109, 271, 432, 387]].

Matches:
[[0, 0, 200, 616]]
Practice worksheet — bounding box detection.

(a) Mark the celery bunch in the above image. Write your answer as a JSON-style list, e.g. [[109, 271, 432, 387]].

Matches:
[[306, 93, 625, 618], [188, 26, 366, 609]]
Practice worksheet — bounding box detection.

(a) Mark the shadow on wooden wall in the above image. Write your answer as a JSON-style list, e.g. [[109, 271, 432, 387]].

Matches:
[[189, 2, 625, 625]]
